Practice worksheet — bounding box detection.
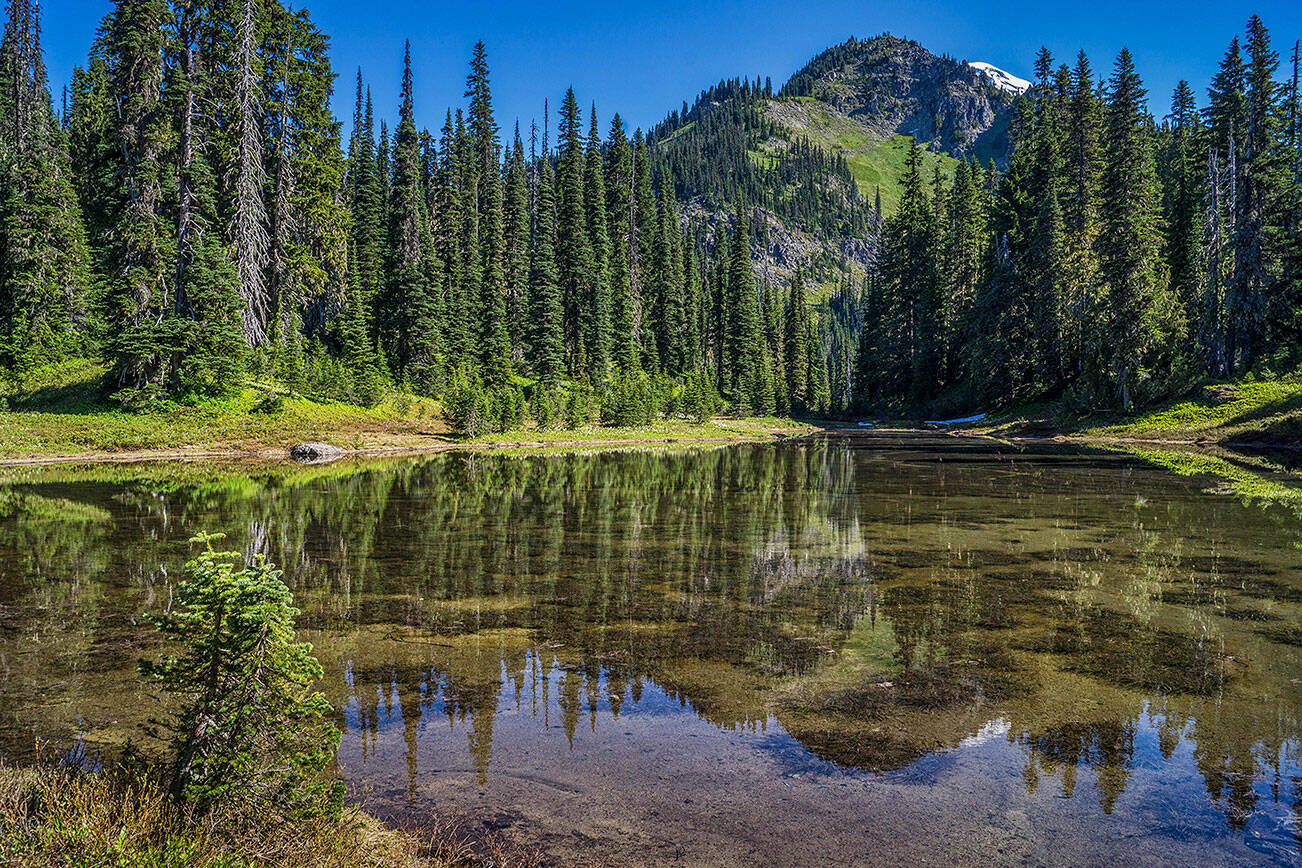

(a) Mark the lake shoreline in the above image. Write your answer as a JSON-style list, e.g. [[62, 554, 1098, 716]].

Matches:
[[0, 416, 815, 467], [833, 380, 1302, 451], [0, 763, 546, 866]]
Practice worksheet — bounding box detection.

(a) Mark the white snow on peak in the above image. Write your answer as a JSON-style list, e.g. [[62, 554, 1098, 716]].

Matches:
[[969, 61, 1032, 95]]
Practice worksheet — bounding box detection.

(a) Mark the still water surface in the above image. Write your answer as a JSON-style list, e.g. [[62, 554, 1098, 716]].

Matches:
[[2, 434, 1301, 865]]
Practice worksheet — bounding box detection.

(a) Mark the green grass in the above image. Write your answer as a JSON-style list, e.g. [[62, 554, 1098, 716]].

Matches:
[[967, 378, 1302, 447], [0, 359, 813, 462], [0, 359, 445, 459], [1084, 380, 1302, 444], [765, 98, 958, 214], [462, 416, 814, 450], [847, 136, 958, 213]]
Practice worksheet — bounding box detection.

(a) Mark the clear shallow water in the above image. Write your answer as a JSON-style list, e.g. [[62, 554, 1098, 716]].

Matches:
[[2, 434, 1301, 865]]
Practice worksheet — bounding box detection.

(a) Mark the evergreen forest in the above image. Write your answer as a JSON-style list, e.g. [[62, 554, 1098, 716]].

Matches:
[[1, 0, 1299, 427]]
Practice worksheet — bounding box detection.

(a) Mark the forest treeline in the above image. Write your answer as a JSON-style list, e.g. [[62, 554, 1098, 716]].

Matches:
[[0, 0, 1298, 424], [856, 20, 1302, 413], [0, 0, 828, 431]]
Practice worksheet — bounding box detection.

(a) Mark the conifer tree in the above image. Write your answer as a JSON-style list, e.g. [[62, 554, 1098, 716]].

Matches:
[[880, 138, 938, 401], [725, 203, 767, 412], [466, 42, 510, 384], [1280, 40, 1302, 357], [103, 0, 181, 395], [583, 107, 612, 383], [347, 79, 384, 315], [605, 114, 638, 374], [652, 185, 686, 372], [942, 159, 984, 384], [141, 533, 340, 813], [167, 9, 243, 394], [555, 88, 593, 374], [229, 0, 270, 346], [383, 41, 440, 389], [683, 237, 703, 371], [0, 0, 90, 376], [1162, 81, 1205, 336], [265, 7, 348, 342], [1202, 140, 1233, 376], [783, 268, 813, 413], [1230, 15, 1283, 369], [66, 41, 119, 286], [1099, 48, 1167, 410], [632, 131, 656, 363], [529, 160, 563, 382], [1058, 53, 1103, 382], [764, 281, 785, 414], [503, 124, 530, 362]]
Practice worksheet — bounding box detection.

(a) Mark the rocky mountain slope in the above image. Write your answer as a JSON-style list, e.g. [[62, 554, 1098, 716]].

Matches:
[[652, 33, 1025, 287], [778, 34, 1017, 159]]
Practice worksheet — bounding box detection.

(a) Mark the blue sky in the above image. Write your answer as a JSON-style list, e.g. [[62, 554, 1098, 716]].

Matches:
[[38, 0, 1302, 138]]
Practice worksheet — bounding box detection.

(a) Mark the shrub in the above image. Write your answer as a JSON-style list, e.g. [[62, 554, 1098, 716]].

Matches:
[[497, 384, 525, 431], [681, 374, 722, 423], [139, 533, 342, 816], [391, 385, 412, 418], [530, 383, 559, 430], [601, 371, 661, 427], [564, 381, 594, 429], [251, 391, 285, 415]]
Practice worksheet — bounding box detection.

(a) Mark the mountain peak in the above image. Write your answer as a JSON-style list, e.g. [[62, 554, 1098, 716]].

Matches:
[[967, 62, 1031, 95], [778, 35, 1016, 158]]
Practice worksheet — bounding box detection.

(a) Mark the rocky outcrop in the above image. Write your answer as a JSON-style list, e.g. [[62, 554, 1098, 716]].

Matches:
[[782, 34, 1018, 159], [683, 198, 877, 289]]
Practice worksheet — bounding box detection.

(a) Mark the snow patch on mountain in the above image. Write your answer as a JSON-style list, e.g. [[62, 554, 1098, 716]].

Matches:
[[968, 62, 1031, 95]]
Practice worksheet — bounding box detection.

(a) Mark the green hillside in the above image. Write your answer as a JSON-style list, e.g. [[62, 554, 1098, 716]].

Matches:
[[766, 97, 960, 214]]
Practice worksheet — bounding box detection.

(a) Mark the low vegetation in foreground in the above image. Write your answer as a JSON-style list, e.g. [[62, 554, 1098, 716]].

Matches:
[[0, 536, 544, 868], [0, 764, 425, 868]]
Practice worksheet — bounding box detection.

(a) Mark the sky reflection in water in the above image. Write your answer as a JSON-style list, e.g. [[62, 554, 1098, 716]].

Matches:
[[1, 434, 1301, 865]]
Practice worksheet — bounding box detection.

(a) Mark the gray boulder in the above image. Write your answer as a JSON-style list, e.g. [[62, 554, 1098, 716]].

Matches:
[[290, 442, 344, 464]]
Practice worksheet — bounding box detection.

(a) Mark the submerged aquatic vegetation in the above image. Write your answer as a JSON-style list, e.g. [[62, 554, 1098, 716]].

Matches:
[[1120, 446, 1302, 506], [2, 435, 1302, 864]]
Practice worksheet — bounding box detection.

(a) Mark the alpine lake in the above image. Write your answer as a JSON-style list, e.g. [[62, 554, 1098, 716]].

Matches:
[[2, 432, 1302, 866]]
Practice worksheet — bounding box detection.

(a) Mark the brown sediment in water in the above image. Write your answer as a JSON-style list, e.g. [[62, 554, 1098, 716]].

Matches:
[[2, 434, 1301, 865]]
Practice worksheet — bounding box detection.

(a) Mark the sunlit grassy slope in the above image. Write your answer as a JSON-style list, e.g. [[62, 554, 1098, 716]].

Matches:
[[766, 98, 960, 214], [1084, 380, 1302, 444], [0, 359, 812, 461], [0, 359, 446, 458]]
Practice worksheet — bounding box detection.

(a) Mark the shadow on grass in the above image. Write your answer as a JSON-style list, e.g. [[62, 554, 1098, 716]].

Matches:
[[1221, 389, 1302, 430], [7, 377, 114, 415]]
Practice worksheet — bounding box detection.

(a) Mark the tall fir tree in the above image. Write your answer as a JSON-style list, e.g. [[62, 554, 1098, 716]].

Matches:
[[605, 114, 638, 375], [382, 41, 440, 389], [582, 106, 612, 384], [465, 41, 510, 384], [555, 88, 593, 375], [104, 0, 181, 394], [528, 159, 563, 382], [725, 203, 769, 412], [0, 0, 91, 376], [1099, 48, 1168, 410], [503, 123, 530, 363]]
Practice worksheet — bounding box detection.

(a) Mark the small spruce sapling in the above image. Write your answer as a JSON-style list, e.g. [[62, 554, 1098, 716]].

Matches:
[[140, 533, 343, 816]]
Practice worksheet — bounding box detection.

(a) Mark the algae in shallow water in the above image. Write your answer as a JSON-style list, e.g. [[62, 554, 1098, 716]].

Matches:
[[1, 435, 1301, 865]]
